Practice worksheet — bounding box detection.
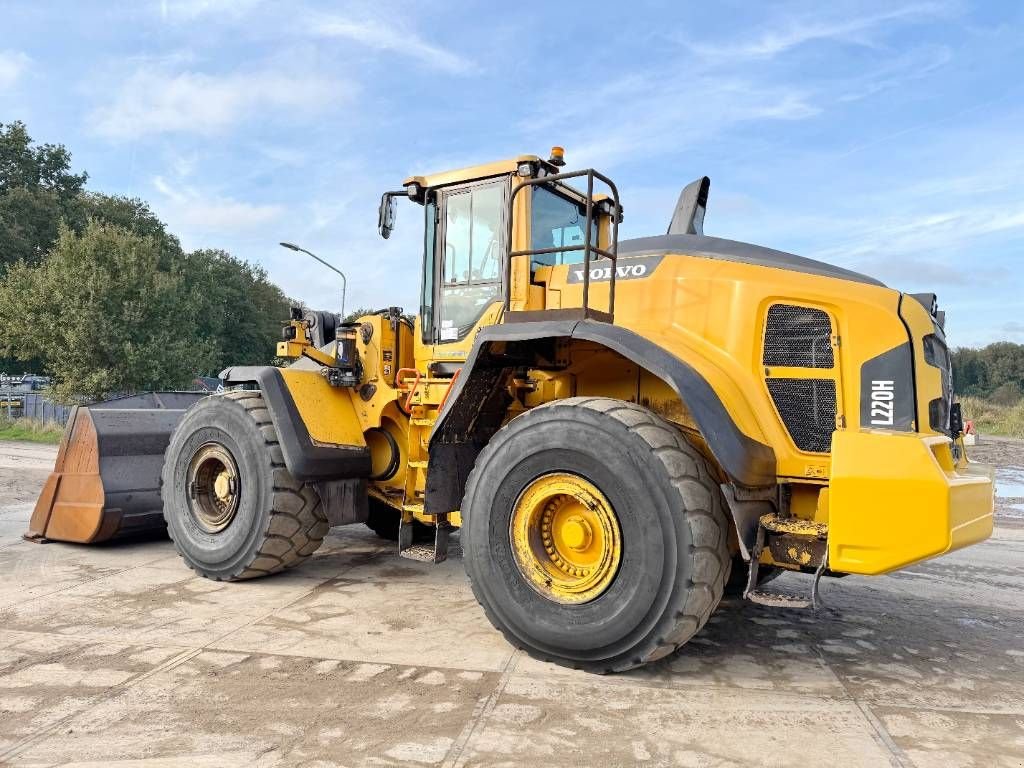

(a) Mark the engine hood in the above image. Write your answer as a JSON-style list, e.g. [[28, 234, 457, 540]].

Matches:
[[619, 234, 885, 288]]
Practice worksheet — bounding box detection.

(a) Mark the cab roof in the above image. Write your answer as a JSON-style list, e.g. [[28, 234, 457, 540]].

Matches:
[[403, 154, 555, 190]]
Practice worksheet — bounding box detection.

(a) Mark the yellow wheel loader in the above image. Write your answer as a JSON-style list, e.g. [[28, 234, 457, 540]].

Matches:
[[28, 148, 994, 672]]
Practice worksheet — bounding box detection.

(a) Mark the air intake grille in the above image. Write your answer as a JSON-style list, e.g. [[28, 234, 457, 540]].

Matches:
[[766, 378, 837, 453], [763, 304, 834, 368]]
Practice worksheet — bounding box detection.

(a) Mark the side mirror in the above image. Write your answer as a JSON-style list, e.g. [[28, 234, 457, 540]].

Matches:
[[378, 193, 398, 240]]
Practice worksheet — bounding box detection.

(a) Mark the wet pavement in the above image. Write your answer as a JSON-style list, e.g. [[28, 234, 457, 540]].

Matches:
[[996, 466, 1024, 518], [1, 440, 1023, 767]]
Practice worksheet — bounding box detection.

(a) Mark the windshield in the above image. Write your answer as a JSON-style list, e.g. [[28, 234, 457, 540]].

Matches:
[[530, 184, 598, 269]]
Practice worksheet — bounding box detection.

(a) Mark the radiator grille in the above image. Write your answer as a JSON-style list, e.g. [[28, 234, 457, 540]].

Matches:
[[763, 304, 834, 368], [766, 378, 837, 453]]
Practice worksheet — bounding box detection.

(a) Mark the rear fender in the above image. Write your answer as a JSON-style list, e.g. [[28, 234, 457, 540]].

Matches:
[[424, 320, 776, 514]]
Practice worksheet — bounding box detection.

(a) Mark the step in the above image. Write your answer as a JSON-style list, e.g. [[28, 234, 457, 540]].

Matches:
[[398, 519, 452, 564], [759, 513, 827, 538], [402, 503, 425, 514], [746, 590, 811, 609], [399, 543, 441, 563], [408, 460, 428, 469]]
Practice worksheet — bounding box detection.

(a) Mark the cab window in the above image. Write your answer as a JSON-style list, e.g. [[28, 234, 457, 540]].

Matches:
[[530, 184, 598, 269], [437, 180, 505, 341]]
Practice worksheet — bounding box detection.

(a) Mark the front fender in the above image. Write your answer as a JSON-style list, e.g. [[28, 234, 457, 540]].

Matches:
[[220, 366, 370, 482]]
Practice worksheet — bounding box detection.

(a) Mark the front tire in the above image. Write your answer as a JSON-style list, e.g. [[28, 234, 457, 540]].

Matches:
[[162, 390, 328, 580], [462, 397, 731, 673]]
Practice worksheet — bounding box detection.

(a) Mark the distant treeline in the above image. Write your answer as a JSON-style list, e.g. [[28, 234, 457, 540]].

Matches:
[[952, 342, 1024, 404], [0, 121, 290, 402]]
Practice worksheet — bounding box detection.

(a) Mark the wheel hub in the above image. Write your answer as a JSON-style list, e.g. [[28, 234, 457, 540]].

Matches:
[[510, 472, 622, 604], [561, 516, 592, 551], [187, 442, 241, 534]]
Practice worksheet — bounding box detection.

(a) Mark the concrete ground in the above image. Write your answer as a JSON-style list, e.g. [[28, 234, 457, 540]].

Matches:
[[1, 439, 1022, 768]]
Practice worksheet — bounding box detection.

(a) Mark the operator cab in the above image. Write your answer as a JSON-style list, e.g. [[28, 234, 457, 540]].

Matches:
[[377, 148, 621, 357]]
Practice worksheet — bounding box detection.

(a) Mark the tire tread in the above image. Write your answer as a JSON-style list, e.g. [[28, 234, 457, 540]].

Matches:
[[163, 390, 327, 581], [462, 396, 731, 673]]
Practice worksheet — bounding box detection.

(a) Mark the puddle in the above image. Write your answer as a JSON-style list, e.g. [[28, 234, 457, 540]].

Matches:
[[995, 466, 1024, 499]]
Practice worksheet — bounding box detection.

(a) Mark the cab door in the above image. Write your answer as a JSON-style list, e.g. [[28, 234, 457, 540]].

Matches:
[[417, 177, 509, 365]]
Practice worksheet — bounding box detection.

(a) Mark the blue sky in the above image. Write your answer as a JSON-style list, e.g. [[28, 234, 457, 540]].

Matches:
[[1, 0, 1022, 347]]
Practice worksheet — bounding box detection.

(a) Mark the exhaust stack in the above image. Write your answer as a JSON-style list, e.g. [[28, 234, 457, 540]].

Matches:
[[668, 176, 710, 236]]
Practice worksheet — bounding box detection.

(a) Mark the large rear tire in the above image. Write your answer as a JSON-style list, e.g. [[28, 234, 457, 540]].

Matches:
[[462, 397, 731, 673], [162, 390, 328, 580]]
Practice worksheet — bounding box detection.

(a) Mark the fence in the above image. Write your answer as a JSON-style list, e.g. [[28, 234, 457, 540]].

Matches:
[[0, 389, 73, 426]]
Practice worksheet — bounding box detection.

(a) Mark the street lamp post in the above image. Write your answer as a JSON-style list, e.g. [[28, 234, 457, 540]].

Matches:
[[279, 242, 347, 320]]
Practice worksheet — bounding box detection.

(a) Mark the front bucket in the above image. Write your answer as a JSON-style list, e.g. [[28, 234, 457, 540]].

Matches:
[[26, 392, 207, 544]]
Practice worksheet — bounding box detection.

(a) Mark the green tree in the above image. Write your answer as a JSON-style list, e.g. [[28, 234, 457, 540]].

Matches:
[[74, 193, 182, 258], [0, 121, 87, 270], [343, 307, 415, 325], [343, 306, 379, 323], [984, 342, 1024, 395], [184, 249, 290, 373], [0, 221, 212, 401], [0, 121, 305, 393], [952, 347, 987, 397], [952, 342, 1024, 401]]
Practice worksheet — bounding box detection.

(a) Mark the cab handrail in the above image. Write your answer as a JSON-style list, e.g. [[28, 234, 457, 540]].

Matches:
[[502, 168, 621, 322]]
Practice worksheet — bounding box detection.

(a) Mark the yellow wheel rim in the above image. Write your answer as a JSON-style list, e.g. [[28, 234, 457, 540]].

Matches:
[[187, 442, 240, 534], [509, 473, 622, 604]]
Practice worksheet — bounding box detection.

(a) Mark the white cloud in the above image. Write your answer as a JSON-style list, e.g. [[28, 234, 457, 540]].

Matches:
[[91, 67, 346, 139], [0, 50, 30, 90], [157, 0, 264, 23], [152, 176, 283, 234], [753, 197, 1024, 289], [684, 3, 953, 62], [252, 144, 308, 168], [529, 74, 820, 169], [836, 44, 953, 103], [795, 153, 1024, 271], [568, 5, 960, 175], [309, 14, 473, 74]]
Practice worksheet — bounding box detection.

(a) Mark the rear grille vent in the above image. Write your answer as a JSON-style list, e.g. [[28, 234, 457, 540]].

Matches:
[[763, 304, 834, 368], [766, 379, 837, 453]]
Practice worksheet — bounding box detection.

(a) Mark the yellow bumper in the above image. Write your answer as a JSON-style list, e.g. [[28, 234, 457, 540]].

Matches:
[[828, 430, 994, 575]]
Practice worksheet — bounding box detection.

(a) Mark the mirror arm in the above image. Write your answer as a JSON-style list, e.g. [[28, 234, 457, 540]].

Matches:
[[378, 190, 407, 240]]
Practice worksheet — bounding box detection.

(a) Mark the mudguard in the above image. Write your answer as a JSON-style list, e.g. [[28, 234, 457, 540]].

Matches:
[[220, 366, 371, 482], [425, 320, 776, 514]]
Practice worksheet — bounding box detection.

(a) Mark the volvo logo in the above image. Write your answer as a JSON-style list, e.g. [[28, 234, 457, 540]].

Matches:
[[565, 255, 663, 284]]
